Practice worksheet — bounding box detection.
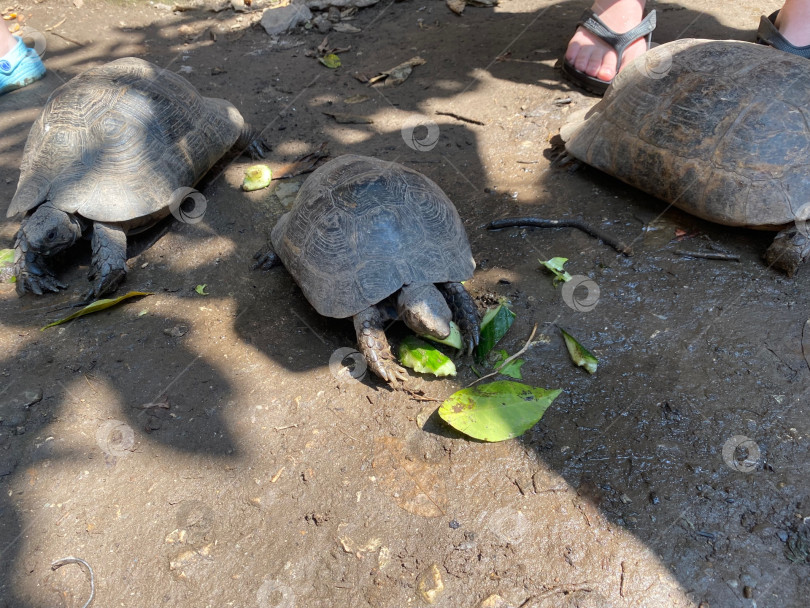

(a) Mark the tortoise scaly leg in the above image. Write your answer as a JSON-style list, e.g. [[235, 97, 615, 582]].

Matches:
[[353, 306, 409, 386], [439, 282, 480, 355], [763, 226, 810, 277], [86, 222, 127, 300], [12, 228, 66, 295]]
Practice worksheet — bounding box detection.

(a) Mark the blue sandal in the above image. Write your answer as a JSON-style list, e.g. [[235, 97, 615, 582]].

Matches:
[[0, 35, 46, 95], [757, 11, 810, 58], [562, 9, 656, 95]]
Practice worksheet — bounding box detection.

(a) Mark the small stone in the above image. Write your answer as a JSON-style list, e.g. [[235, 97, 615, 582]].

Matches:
[[0, 388, 42, 427], [416, 563, 444, 604], [260, 3, 313, 36], [449, 519, 460, 529], [164, 325, 188, 337], [311, 14, 331, 33], [743, 586, 753, 599], [777, 529, 789, 542], [479, 594, 509, 608]]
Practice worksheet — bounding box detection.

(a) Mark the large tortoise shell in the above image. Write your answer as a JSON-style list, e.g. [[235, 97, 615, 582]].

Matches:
[[563, 39, 810, 228], [271, 155, 475, 318], [8, 57, 245, 223]]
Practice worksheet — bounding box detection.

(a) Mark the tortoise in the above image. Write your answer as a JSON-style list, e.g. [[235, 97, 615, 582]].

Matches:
[[561, 38, 810, 275], [6, 57, 267, 299], [255, 154, 480, 385]]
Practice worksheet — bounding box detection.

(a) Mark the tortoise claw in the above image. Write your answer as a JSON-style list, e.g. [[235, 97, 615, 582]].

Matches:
[[252, 247, 280, 271]]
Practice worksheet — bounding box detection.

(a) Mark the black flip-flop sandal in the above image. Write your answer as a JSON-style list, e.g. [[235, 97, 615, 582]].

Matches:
[[561, 8, 657, 95], [756, 10, 810, 58]]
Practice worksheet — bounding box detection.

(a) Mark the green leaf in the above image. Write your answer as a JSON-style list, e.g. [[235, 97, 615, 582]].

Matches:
[[41, 291, 152, 330], [421, 321, 462, 350], [398, 336, 457, 377], [559, 327, 598, 374], [475, 302, 515, 363], [492, 350, 524, 379], [319, 53, 341, 69], [0, 248, 14, 283], [439, 380, 562, 442], [242, 164, 272, 191], [195, 284, 208, 295], [541, 257, 572, 283]]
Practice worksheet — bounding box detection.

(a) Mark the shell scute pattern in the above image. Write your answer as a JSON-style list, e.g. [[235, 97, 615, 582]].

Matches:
[[272, 155, 474, 319], [564, 39, 810, 229]]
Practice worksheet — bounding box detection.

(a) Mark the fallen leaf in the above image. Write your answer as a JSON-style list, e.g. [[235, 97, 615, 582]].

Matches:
[[439, 380, 561, 442], [559, 327, 598, 374], [398, 336, 457, 377], [368, 56, 425, 86], [195, 284, 209, 295], [319, 53, 341, 69], [373, 436, 447, 517], [475, 301, 515, 362], [41, 291, 152, 330], [492, 349, 524, 379]]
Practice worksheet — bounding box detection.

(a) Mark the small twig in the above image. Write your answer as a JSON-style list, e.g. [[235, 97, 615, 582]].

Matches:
[[435, 111, 485, 126], [44, 17, 67, 30], [270, 466, 285, 483], [272, 424, 298, 431], [51, 557, 95, 608], [620, 561, 627, 597], [488, 217, 633, 256], [49, 31, 84, 46], [402, 387, 442, 402], [674, 249, 740, 261], [467, 324, 537, 387]]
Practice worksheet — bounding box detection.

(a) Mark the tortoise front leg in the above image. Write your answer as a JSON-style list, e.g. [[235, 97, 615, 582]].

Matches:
[[439, 282, 480, 356], [12, 228, 66, 295], [763, 226, 810, 277], [353, 306, 409, 386], [86, 222, 128, 300]]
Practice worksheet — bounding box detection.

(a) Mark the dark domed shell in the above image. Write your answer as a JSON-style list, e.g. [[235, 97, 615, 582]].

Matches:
[[8, 57, 245, 223], [562, 39, 810, 229], [271, 155, 475, 318]]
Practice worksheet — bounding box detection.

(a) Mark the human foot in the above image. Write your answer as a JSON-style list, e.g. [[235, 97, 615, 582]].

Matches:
[[774, 0, 810, 48], [563, 0, 651, 92], [0, 36, 46, 94]]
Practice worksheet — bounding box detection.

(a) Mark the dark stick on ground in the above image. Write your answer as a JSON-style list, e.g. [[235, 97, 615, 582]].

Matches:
[[435, 111, 486, 126], [673, 250, 741, 261], [487, 217, 633, 256]]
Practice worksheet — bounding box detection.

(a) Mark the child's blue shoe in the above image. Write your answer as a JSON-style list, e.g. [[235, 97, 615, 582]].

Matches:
[[0, 35, 46, 95]]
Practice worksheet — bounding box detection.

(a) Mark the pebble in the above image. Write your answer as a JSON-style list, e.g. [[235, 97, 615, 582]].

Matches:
[[0, 388, 42, 427], [777, 530, 789, 542], [260, 4, 313, 36], [449, 519, 460, 529], [416, 563, 444, 604]]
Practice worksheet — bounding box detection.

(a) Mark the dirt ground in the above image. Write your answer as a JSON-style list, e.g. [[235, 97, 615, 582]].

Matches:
[[1, 0, 808, 606]]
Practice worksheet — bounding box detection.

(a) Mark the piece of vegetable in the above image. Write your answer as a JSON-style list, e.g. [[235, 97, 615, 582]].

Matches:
[[475, 302, 515, 362], [195, 284, 208, 295], [242, 164, 272, 191], [492, 349, 525, 379], [421, 321, 463, 350], [559, 327, 598, 374], [399, 336, 457, 377], [540, 257, 572, 283], [439, 380, 562, 442], [41, 292, 152, 330], [319, 54, 341, 69]]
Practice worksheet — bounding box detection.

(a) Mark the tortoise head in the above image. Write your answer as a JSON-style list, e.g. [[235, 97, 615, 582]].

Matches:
[[396, 283, 452, 339], [21, 203, 84, 257]]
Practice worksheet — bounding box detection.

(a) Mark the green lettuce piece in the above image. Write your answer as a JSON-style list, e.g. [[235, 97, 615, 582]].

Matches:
[[559, 327, 598, 374], [475, 302, 515, 363], [421, 321, 462, 350], [319, 54, 341, 68], [541, 257, 572, 283], [242, 164, 272, 191], [398, 336, 457, 377], [439, 380, 561, 442]]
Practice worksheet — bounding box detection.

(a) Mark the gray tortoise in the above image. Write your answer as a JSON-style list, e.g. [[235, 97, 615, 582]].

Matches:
[[7, 57, 266, 299], [562, 39, 810, 275], [256, 154, 480, 385]]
